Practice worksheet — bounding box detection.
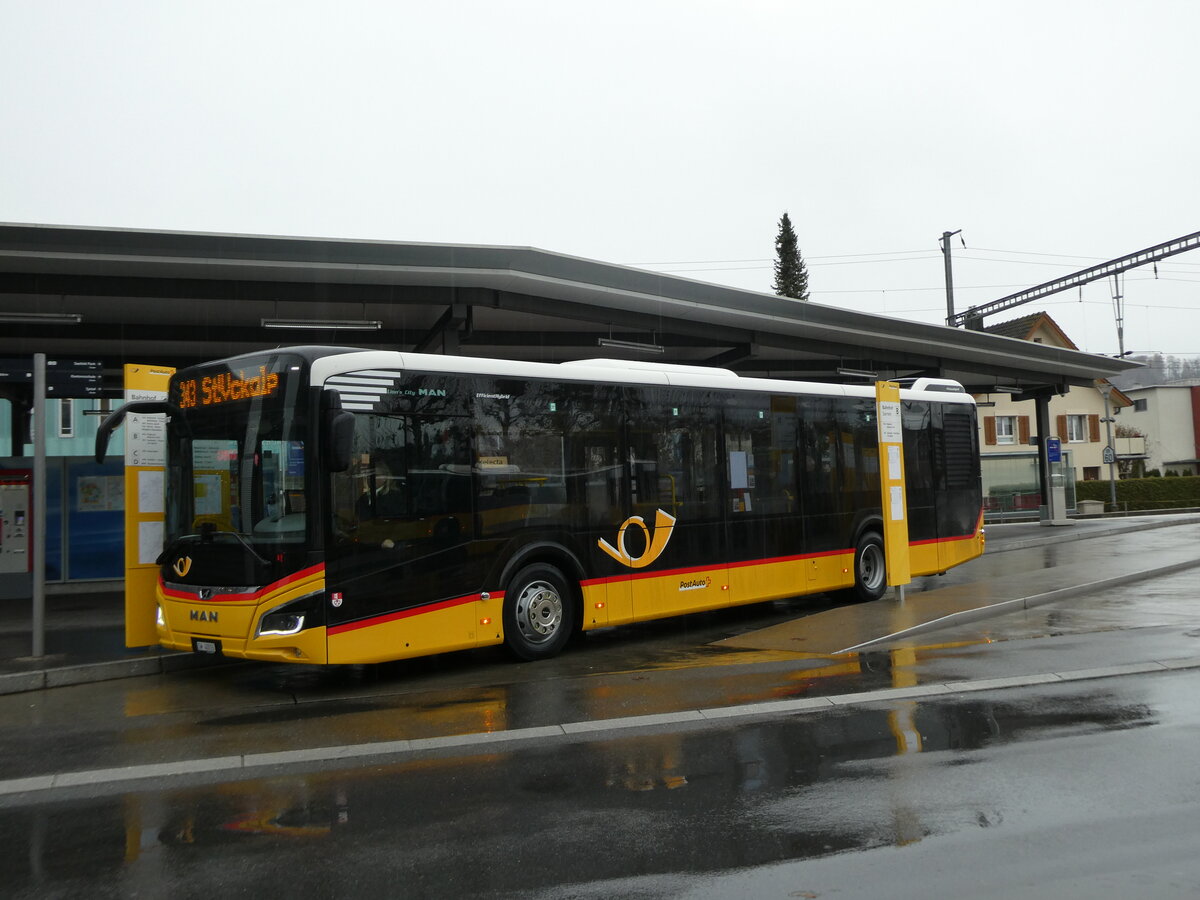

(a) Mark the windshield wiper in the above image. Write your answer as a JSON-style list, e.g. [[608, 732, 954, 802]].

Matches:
[[199, 523, 273, 566], [156, 525, 272, 567]]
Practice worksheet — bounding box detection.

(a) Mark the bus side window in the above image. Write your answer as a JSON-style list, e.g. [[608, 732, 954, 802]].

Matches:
[[626, 387, 719, 520], [799, 397, 838, 518], [724, 393, 797, 515], [331, 410, 473, 548], [473, 378, 571, 535]]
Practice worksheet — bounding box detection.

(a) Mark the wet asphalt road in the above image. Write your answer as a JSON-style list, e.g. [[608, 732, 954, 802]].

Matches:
[[3, 667, 1199, 898], [2, 524, 1198, 781], [1, 522, 1199, 896]]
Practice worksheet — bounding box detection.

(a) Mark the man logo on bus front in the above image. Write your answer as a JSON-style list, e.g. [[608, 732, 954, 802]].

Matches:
[[598, 509, 677, 568]]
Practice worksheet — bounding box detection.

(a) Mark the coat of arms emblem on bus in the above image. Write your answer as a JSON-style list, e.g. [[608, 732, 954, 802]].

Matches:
[[598, 508, 677, 569]]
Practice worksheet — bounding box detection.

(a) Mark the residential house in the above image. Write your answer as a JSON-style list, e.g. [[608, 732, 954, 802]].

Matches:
[[1118, 383, 1200, 476], [975, 312, 1138, 513]]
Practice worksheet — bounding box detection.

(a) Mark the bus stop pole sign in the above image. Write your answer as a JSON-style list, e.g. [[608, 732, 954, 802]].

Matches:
[[123, 363, 175, 648], [875, 381, 912, 594]]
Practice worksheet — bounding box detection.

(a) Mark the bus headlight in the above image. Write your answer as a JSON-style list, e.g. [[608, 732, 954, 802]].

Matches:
[[258, 612, 305, 636], [156, 605, 165, 628], [256, 591, 322, 638]]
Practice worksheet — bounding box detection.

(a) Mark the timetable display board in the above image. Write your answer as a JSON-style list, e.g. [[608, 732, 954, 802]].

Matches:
[[875, 381, 912, 588], [123, 363, 175, 647]]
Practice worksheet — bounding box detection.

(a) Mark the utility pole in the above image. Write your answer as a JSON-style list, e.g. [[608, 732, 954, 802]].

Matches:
[[1109, 274, 1126, 358], [1098, 382, 1119, 510], [32, 353, 45, 657], [941, 230, 963, 326]]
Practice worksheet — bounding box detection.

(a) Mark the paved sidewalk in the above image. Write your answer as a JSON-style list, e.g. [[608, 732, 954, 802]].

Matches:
[[723, 514, 1200, 655], [2, 512, 1197, 694], [980, 511, 1200, 552], [0, 588, 226, 693]]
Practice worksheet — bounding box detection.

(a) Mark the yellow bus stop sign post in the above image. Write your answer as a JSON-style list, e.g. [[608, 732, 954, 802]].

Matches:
[[875, 381, 911, 601], [123, 364, 175, 647]]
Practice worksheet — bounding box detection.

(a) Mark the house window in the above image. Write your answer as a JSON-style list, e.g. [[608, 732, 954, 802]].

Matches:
[[57, 399, 75, 438], [984, 414, 1028, 447], [1066, 415, 1087, 442], [995, 416, 1016, 444], [1082, 467, 1100, 481], [1133, 398, 1148, 412]]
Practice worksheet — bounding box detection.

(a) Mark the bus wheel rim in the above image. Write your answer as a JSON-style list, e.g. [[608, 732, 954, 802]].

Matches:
[[860, 543, 885, 591], [516, 580, 563, 643]]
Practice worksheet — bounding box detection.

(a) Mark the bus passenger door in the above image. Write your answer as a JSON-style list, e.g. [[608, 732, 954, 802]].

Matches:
[[934, 404, 984, 572], [798, 397, 849, 593], [724, 394, 802, 605], [576, 421, 634, 628], [901, 401, 940, 576], [622, 388, 727, 620], [325, 395, 481, 664]]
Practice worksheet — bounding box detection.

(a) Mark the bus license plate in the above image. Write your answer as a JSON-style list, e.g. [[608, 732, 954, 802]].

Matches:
[[193, 638, 222, 656]]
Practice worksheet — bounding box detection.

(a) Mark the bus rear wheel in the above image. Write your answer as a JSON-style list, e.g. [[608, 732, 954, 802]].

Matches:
[[836, 532, 887, 604], [503, 563, 576, 661]]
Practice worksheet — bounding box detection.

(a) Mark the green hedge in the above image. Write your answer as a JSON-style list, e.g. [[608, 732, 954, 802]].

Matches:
[[1075, 476, 1200, 511]]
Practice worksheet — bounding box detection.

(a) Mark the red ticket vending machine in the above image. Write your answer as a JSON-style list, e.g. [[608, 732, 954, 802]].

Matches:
[[0, 470, 32, 601]]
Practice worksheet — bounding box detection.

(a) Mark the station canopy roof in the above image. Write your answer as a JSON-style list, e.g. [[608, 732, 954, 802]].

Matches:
[[0, 222, 1139, 396]]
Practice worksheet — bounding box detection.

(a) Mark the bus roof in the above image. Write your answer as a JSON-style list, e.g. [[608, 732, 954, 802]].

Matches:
[[306, 348, 977, 405]]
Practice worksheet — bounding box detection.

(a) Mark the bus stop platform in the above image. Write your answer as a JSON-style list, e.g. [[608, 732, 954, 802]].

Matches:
[[1, 512, 1199, 695], [719, 513, 1200, 657]]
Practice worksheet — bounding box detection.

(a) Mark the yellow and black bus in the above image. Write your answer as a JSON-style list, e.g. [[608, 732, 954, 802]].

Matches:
[[97, 347, 984, 666]]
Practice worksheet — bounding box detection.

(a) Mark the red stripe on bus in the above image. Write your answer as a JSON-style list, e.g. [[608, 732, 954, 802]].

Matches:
[[579, 528, 983, 587], [160, 563, 325, 604], [327, 593, 482, 635], [580, 549, 848, 587], [910, 515, 985, 546], [727, 548, 848, 570], [910, 532, 981, 547]]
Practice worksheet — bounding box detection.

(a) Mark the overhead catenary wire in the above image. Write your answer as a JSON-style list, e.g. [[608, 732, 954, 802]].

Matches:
[[654, 257, 1200, 278], [637, 242, 1200, 270], [630, 248, 935, 266], [630, 242, 1198, 353], [636, 250, 1200, 279], [840, 296, 1200, 315], [810, 273, 1200, 297]]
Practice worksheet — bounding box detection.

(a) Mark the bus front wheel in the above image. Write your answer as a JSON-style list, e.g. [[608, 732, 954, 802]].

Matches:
[[837, 532, 887, 604], [503, 563, 576, 661]]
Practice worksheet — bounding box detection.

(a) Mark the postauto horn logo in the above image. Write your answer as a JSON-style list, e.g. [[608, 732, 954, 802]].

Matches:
[[598, 509, 677, 569], [172, 556, 192, 578]]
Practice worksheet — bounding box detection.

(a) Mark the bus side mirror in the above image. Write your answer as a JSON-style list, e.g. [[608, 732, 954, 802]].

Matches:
[[95, 407, 127, 463], [324, 409, 355, 472], [94, 399, 186, 462]]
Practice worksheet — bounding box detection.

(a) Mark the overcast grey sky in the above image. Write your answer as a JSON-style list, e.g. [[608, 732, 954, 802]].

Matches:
[[3, 1, 1198, 356]]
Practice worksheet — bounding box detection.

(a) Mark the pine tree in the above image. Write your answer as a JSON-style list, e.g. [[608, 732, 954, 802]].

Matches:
[[773, 212, 809, 300]]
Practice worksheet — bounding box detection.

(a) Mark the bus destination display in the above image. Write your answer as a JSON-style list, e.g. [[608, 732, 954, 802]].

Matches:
[[177, 366, 282, 409]]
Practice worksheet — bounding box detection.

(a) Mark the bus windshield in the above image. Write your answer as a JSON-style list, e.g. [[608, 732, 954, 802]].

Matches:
[[165, 359, 310, 550]]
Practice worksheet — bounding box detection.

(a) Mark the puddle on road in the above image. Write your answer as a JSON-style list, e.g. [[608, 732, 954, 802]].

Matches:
[[0, 676, 1171, 898]]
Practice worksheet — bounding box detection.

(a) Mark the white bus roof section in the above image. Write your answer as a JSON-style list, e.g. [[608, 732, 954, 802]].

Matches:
[[313, 349, 977, 406], [0, 222, 1140, 395], [562, 358, 740, 378]]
